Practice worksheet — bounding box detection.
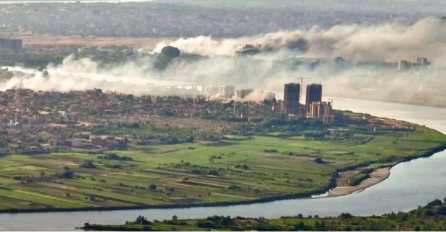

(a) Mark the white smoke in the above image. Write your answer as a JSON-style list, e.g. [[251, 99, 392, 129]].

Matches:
[[150, 17, 446, 64], [2, 17, 446, 107]]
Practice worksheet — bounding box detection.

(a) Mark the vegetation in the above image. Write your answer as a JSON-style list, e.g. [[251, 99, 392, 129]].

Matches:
[[80, 197, 446, 231], [0, 112, 444, 211], [90, 122, 219, 144]]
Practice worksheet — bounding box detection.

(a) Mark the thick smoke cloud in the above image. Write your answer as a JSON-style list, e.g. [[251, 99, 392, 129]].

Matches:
[[151, 17, 446, 64], [3, 17, 446, 106]]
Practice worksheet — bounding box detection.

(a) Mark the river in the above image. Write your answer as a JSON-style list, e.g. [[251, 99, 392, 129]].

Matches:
[[1, 97, 446, 230]]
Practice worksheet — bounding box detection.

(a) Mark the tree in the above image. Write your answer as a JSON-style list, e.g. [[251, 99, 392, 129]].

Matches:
[[172, 215, 178, 221], [60, 166, 74, 179], [422, 208, 434, 217], [149, 184, 157, 191], [80, 160, 96, 169], [40, 171, 45, 181], [314, 157, 324, 164], [294, 221, 306, 230], [135, 215, 149, 224], [208, 170, 219, 176], [338, 213, 353, 219], [427, 199, 443, 207]]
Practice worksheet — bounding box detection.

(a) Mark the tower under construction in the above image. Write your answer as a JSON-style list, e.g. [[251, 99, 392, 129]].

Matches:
[[305, 84, 322, 113], [284, 83, 300, 115]]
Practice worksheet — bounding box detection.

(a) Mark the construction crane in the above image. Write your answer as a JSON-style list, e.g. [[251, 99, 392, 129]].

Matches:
[[297, 77, 304, 115], [328, 98, 334, 107]]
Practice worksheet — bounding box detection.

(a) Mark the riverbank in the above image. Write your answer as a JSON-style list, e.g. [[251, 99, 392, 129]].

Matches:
[[1, 143, 444, 215], [77, 198, 446, 231], [327, 167, 391, 197], [325, 143, 446, 197]]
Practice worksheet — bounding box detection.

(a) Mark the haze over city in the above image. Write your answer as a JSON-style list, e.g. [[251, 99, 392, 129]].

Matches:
[[1, 0, 446, 231]]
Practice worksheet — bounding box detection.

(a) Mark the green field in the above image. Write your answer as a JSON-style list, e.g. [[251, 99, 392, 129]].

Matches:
[[0, 124, 445, 211]]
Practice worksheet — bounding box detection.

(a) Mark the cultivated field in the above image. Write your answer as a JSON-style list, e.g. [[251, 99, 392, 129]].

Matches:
[[0, 124, 444, 211]]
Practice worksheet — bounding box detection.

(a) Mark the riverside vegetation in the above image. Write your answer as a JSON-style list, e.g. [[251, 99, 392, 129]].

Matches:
[[80, 197, 446, 231], [0, 111, 445, 211]]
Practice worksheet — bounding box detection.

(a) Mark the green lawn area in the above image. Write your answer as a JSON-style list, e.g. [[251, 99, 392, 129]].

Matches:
[[0, 125, 444, 210]]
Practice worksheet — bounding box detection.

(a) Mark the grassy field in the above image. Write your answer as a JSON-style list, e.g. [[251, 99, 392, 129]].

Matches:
[[0, 124, 445, 211]]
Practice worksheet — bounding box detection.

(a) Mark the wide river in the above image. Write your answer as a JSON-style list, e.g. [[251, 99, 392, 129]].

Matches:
[[1, 97, 446, 230]]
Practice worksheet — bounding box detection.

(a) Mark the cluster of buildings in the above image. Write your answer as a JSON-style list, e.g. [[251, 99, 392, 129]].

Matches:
[[52, 133, 127, 150], [398, 57, 431, 71], [0, 38, 23, 52], [0, 80, 339, 153], [205, 85, 276, 101], [289, 56, 432, 72], [0, 87, 283, 152], [283, 83, 334, 123]]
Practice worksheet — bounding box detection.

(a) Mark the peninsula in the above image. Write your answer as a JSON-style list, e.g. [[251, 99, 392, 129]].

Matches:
[[0, 88, 444, 212]]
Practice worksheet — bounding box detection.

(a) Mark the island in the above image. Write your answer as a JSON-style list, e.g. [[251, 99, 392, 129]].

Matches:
[[79, 197, 446, 231], [0, 89, 445, 212]]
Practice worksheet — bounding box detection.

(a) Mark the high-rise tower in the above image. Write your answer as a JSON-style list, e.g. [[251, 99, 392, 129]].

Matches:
[[305, 84, 322, 113], [284, 83, 300, 115]]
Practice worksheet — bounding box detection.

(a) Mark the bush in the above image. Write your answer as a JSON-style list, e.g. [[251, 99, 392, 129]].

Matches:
[[228, 185, 242, 191], [314, 157, 324, 164], [59, 171, 75, 179], [208, 170, 220, 176], [338, 213, 353, 219], [104, 163, 122, 169], [80, 160, 96, 169], [235, 164, 249, 170], [196, 221, 217, 229], [427, 199, 443, 207], [192, 169, 203, 175], [98, 153, 133, 161]]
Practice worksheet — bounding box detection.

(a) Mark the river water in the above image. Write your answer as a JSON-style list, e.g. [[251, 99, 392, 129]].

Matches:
[[1, 97, 446, 230]]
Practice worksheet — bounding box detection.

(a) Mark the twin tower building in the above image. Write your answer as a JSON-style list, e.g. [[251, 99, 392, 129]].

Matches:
[[284, 83, 334, 123]]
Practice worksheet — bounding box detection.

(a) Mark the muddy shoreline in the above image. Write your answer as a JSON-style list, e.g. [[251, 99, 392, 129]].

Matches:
[[326, 167, 391, 197]]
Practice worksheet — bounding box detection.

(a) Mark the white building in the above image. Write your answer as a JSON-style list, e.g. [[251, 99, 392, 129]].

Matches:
[[219, 85, 235, 98]]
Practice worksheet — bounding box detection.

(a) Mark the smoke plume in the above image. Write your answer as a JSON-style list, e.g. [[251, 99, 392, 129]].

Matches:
[[3, 17, 446, 107], [151, 17, 446, 64]]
